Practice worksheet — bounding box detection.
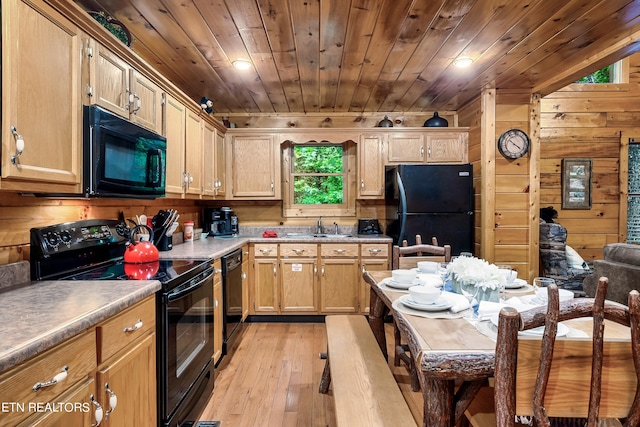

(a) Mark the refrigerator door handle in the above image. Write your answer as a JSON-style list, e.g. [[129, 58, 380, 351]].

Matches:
[[397, 171, 407, 244]]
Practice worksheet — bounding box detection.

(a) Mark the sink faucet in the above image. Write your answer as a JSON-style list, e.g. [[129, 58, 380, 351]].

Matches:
[[317, 217, 323, 234], [333, 222, 339, 234]]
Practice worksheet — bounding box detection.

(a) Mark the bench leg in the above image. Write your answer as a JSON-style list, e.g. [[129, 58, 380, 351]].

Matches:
[[394, 323, 402, 366], [319, 354, 331, 394]]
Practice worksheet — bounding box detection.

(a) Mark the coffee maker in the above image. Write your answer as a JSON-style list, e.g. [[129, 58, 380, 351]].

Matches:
[[203, 207, 238, 236]]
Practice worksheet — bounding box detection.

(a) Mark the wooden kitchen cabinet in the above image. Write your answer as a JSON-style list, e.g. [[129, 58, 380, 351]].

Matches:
[[1, 0, 83, 193], [164, 95, 205, 198], [88, 42, 163, 134], [203, 126, 227, 199], [425, 132, 467, 163], [280, 244, 318, 313], [358, 133, 385, 199], [320, 243, 360, 313], [241, 245, 250, 320], [0, 330, 97, 426], [228, 131, 280, 199], [213, 259, 223, 364], [95, 296, 156, 427], [387, 132, 425, 162], [252, 243, 279, 313], [360, 243, 390, 314]]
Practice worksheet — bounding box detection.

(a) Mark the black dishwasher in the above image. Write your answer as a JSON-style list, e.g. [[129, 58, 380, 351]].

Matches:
[[222, 248, 243, 358]]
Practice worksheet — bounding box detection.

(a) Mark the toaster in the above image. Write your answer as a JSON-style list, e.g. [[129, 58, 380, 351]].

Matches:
[[358, 219, 382, 235]]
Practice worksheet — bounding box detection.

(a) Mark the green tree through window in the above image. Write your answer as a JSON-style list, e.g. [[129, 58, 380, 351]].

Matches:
[[292, 145, 344, 204]]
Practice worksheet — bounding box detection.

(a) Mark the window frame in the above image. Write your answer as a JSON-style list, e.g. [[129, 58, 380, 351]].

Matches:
[[281, 139, 357, 218]]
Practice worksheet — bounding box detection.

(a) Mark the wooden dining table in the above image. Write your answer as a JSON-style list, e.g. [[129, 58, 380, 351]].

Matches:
[[363, 270, 630, 427]]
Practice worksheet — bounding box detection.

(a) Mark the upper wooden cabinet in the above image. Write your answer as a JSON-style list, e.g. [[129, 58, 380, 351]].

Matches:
[[87, 42, 163, 134], [386, 129, 468, 164], [358, 133, 385, 198], [1, 0, 83, 193], [227, 131, 280, 199], [204, 125, 226, 198]]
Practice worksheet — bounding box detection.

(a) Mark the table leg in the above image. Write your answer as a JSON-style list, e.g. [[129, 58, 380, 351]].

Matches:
[[368, 285, 389, 359], [422, 377, 456, 426]]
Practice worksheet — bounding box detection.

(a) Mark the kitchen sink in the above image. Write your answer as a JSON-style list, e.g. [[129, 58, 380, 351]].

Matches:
[[283, 233, 353, 238]]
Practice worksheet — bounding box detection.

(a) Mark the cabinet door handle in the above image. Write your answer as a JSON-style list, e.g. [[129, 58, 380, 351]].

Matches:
[[242, 271, 247, 280], [420, 146, 424, 158], [33, 365, 68, 392], [123, 319, 143, 333], [428, 146, 431, 158], [90, 394, 103, 427], [259, 248, 272, 255], [271, 181, 274, 191], [10, 126, 25, 165], [361, 180, 365, 189], [368, 248, 381, 255], [321, 265, 325, 276], [293, 249, 306, 255], [333, 249, 346, 254], [104, 383, 118, 419], [214, 297, 218, 309], [314, 264, 317, 275], [273, 263, 277, 276]]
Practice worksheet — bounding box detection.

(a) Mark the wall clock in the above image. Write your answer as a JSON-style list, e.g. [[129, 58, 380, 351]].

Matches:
[[497, 129, 530, 159]]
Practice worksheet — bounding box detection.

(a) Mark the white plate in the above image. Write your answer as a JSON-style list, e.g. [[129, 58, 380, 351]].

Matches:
[[490, 314, 570, 337], [399, 294, 452, 312], [505, 278, 527, 289], [386, 278, 421, 289], [411, 267, 437, 274]]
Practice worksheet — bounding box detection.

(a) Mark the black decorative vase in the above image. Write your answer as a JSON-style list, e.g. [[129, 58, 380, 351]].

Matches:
[[377, 115, 393, 127], [424, 112, 448, 127]]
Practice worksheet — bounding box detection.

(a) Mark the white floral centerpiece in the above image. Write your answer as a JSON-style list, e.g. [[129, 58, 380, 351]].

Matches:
[[447, 256, 506, 301]]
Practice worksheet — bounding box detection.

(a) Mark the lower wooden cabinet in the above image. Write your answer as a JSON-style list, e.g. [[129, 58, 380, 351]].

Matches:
[[95, 296, 156, 427], [250, 241, 389, 315], [213, 259, 223, 364]]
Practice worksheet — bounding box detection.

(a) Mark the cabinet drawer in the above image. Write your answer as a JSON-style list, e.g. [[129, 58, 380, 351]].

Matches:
[[254, 243, 278, 257], [321, 244, 359, 258], [360, 243, 389, 258], [0, 330, 96, 427], [97, 297, 155, 363], [280, 243, 318, 258]]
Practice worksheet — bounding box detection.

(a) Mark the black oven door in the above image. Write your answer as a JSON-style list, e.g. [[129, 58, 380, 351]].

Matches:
[[159, 267, 214, 422]]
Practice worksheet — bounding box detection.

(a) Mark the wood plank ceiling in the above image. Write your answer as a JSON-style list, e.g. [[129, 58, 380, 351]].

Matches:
[[74, 0, 640, 114]]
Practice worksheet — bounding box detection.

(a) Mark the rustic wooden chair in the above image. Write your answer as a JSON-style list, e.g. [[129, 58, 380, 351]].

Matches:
[[392, 235, 452, 391], [466, 277, 640, 427], [392, 235, 452, 269]]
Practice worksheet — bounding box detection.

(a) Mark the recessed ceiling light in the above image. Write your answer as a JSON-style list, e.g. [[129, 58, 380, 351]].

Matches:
[[232, 59, 252, 70], [453, 57, 473, 68]]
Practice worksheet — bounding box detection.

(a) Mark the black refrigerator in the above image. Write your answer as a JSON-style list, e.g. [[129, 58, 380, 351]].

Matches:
[[384, 164, 474, 255]]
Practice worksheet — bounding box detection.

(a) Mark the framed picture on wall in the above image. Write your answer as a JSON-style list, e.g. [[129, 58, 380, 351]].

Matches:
[[562, 158, 592, 209]]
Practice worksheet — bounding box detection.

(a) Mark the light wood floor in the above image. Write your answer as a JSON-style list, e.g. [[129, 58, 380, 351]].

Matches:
[[198, 321, 424, 427]]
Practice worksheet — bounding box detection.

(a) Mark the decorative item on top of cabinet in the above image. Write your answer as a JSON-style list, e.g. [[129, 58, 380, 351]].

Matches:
[[87, 41, 163, 134], [227, 131, 280, 199], [320, 243, 360, 313], [360, 243, 390, 314], [423, 112, 449, 127], [1, 0, 82, 193]]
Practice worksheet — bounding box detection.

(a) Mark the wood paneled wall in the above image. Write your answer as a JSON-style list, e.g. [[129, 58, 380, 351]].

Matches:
[[0, 193, 203, 264]]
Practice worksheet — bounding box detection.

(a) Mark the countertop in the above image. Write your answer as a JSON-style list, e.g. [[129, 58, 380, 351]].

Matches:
[[0, 280, 160, 373], [161, 233, 392, 260], [0, 232, 390, 373]]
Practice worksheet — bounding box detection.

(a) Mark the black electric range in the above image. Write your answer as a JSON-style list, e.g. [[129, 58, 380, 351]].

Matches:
[[29, 219, 209, 288]]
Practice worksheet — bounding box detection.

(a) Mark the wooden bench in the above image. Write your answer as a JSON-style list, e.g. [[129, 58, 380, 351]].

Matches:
[[319, 315, 418, 427]]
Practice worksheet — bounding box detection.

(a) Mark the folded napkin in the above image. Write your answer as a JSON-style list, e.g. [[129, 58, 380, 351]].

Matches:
[[440, 291, 471, 313], [476, 297, 537, 321]]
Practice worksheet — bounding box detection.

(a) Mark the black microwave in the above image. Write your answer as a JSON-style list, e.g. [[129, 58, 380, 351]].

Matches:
[[83, 105, 166, 199]]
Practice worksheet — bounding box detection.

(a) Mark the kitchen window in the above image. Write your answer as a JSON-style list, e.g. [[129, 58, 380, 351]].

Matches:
[[281, 140, 356, 218]]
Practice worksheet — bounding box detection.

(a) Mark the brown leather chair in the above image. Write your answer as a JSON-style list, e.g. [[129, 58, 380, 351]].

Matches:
[[466, 278, 640, 427]]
